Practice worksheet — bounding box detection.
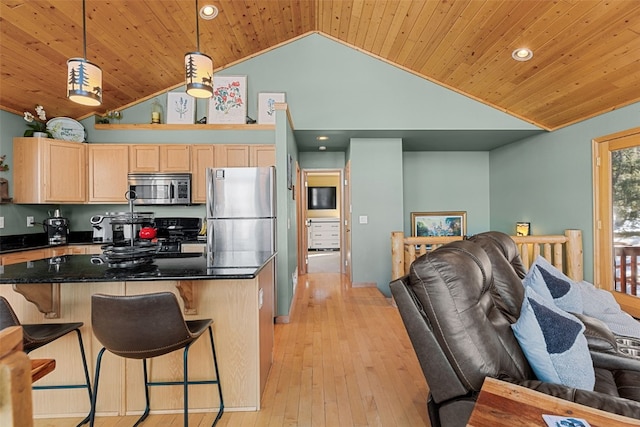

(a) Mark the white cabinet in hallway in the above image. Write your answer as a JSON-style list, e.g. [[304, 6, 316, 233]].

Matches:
[[308, 218, 340, 249]]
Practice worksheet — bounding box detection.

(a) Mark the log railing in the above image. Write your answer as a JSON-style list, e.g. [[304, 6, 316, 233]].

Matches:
[[391, 229, 583, 282], [615, 245, 640, 297]]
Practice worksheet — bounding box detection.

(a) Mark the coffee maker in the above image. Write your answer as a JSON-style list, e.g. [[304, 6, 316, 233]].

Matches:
[[44, 209, 69, 245], [90, 213, 114, 243]]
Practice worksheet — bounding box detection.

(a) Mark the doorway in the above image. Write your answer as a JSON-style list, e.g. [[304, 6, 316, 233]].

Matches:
[[298, 169, 346, 275]]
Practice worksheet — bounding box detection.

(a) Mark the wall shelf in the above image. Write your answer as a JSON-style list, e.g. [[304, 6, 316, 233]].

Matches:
[[94, 123, 275, 131]]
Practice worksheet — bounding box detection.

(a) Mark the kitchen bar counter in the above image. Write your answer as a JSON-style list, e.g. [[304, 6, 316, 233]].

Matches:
[[0, 250, 276, 419], [0, 251, 275, 283]]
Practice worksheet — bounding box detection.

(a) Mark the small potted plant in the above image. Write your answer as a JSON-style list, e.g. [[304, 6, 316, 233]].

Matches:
[[23, 105, 52, 138]]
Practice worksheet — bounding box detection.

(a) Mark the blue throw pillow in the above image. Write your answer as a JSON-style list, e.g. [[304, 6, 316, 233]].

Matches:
[[522, 256, 583, 313], [512, 287, 595, 390]]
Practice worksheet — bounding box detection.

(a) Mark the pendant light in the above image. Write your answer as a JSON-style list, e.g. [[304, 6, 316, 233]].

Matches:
[[67, 0, 102, 106], [185, 0, 214, 98]]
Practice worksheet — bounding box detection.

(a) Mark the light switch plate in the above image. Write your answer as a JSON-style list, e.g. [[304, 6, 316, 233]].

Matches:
[[359, 215, 368, 224], [0, 216, 4, 229]]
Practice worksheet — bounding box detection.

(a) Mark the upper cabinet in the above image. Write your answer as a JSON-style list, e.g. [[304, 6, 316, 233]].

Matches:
[[216, 145, 249, 167], [129, 144, 191, 172], [88, 144, 129, 203], [13, 137, 86, 203], [191, 145, 216, 204], [250, 145, 276, 167]]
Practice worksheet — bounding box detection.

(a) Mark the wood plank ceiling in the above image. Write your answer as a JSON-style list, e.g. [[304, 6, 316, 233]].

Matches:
[[1, 0, 639, 131]]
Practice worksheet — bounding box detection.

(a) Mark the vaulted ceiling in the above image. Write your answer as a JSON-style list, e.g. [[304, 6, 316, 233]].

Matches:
[[1, 0, 639, 132]]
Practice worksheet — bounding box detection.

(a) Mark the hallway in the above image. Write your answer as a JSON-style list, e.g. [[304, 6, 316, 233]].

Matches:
[[34, 271, 430, 426]]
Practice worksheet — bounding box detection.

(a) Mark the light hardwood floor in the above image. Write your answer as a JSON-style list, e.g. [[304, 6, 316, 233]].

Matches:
[[33, 271, 430, 426]]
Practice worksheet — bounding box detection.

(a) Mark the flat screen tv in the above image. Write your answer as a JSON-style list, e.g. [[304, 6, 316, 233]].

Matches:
[[307, 186, 337, 210]]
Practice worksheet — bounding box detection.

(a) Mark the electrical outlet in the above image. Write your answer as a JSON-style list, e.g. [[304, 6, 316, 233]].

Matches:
[[0, 216, 4, 229], [27, 216, 34, 227]]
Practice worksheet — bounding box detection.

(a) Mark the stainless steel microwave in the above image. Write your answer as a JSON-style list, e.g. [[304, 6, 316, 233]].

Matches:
[[127, 173, 191, 205]]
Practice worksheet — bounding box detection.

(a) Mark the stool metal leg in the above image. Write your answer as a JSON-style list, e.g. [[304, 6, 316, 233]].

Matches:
[[89, 347, 107, 427], [208, 326, 224, 426], [134, 359, 151, 427]]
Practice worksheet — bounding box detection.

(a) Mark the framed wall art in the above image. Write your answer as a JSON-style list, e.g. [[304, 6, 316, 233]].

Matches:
[[411, 211, 467, 237], [258, 92, 286, 124], [516, 222, 531, 236], [207, 75, 247, 124], [166, 92, 195, 124]]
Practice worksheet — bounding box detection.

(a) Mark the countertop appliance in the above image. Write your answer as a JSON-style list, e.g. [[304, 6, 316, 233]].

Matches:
[[128, 173, 191, 205], [90, 212, 114, 243], [206, 166, 276, 253], [44, 210, 69, 246]]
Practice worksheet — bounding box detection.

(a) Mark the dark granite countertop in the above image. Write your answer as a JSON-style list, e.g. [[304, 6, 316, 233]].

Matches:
[[0, 231, 94, 254], [0, 251, 275, 283]]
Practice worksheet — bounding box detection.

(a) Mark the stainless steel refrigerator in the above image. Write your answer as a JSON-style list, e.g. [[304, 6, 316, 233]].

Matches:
[[206, 166, 276, 253]]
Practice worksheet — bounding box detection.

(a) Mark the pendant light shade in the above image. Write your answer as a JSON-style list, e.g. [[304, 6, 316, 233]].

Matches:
[[185, 0, 213, 98], [67, 0, 102, 106], [67, 58, 102, 106], [185, 52, 213, 98]]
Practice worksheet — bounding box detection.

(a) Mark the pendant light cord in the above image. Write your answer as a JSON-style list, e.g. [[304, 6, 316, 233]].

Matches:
[[195, 0, 200, 52], [82, 0, 87, 59]]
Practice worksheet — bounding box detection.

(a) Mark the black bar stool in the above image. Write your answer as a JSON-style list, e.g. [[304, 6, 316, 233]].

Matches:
[[89, 292, 223, 427], [0, 296, 92, 426]]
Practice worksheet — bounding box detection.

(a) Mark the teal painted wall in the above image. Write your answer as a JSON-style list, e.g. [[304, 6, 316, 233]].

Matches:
[[489, 102, 639, 283], [402, 152, 490, 236], [299, 152, 346, 169], [349, 138, 404, 294]]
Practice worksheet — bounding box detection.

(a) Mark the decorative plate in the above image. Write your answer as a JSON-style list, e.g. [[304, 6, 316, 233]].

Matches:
[[46, 117, 86, 142]]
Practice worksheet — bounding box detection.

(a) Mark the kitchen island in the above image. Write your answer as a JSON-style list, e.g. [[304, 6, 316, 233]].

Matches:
[[0, 251, 275, 420]]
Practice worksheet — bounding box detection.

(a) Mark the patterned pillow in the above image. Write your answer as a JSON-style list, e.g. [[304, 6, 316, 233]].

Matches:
[[522, 256, 583, 313], [512, 287, 595, 391]]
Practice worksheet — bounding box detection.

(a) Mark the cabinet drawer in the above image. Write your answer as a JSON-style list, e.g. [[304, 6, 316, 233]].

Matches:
[[309, 240, 340, 249], [310, 223, 340, 232]]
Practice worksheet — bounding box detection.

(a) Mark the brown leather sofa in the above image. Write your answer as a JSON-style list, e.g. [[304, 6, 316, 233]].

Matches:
[[390, 231, 640, 427]]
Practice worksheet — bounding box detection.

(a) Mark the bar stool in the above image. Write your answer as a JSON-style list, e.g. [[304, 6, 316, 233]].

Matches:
[[0, 296, 92, 426], [89, 292, 224, 427]]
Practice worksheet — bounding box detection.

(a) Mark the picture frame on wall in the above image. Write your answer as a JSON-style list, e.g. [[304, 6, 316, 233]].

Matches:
[[258, 92, 286, 124], [411, 211, 467, 237], [207, 75, 247, 124], [516, 222, 531, 236], [166, 92, 195, 124]]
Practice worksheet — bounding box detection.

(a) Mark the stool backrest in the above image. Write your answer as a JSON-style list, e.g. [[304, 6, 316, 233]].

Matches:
[[91, 292, 193, 359], [0, 296, 21, 329]]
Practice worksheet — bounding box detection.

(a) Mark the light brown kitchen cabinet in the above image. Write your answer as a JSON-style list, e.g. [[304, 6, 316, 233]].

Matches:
[[190, 145, 216, 203], [1, 249, 48, 266], [88, 144, 129, 203], [129, 144, 191, 172], [250, 145, 275, 167], [13, 137, 86, 204], [216, 144, 249, 167]]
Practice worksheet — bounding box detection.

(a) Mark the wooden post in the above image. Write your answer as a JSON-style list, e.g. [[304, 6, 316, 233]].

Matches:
[[0, 326, 33, 427], [565, 229, 583, 282], [391, 231, 405, 280]]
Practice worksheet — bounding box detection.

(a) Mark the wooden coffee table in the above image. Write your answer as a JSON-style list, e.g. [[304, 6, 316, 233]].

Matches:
[[467, 377, 640, 427]]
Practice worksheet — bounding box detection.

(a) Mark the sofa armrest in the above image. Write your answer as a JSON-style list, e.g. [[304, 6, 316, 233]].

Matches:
[[571, 313, 640, 372], [501, 376, 640, 419]]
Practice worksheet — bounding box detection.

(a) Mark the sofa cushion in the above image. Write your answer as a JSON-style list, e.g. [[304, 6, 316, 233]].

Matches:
[[512, 287, 595, 391], [522, 256, 583, 313]]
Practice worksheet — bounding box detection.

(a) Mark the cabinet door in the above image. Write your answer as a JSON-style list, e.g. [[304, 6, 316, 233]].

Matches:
[[129, 145, 160, 172], [216, 145, 249, 167], [44, 140, 86, 203], [160, 145, 191, 172], [250, 145, 275, 167], [88, 144, 129, 203], [191, 145, 216, 203]]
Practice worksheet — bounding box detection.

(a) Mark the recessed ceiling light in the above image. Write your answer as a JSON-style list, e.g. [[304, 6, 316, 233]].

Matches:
[[316, 136, 329, 141], [319, 146, 327, 151], [512, 48, 533, 62], [200, 5, 218, 20]]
